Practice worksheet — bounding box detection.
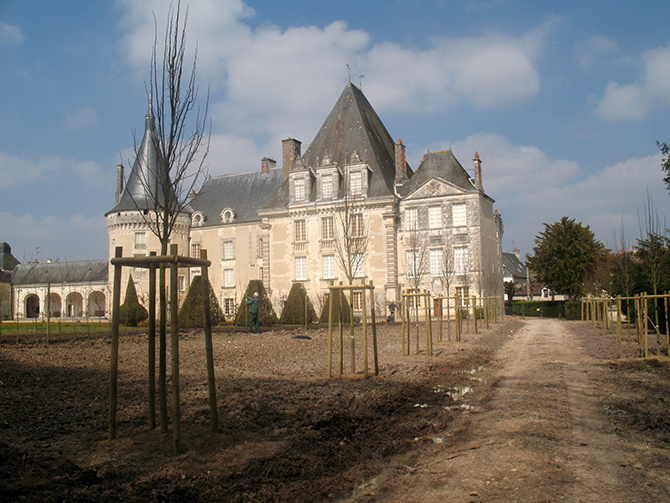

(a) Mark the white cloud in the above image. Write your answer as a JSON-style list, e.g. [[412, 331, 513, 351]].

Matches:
[[1, 212, 107, 262], [0, 150, 107, 189], [596, 44, 670, 121], [0, 23, 25, 44], [64, 106, 99, 130], [117, 1, 548, 152]]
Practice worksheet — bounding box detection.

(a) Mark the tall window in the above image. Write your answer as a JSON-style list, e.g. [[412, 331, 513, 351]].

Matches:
[[295, 220, 307, 242], [224, 298, 236, 316], [178, 275, 185, 291], [322, 255, 336, 279], [430, 248, 443, 276], [191, 243, 201, 259], [452, 203, 467, 227], [223, 240, 234, 260], [405, 208, 418, 231], [223, 268, 235, 287], [134, 232, 146, 249], [406, 250, 419, 277], [454, 246, 469, 274], [294, 178, 305, 201], [351, 213, 364, 237], [352, 252, 365, 278], [321, 174, 334, 199], [429, 206, 442, 229], [295, 256, 308, 281], [350, 171, 362, 196], [456, 286, 470, 305], [321, 216, 334, 240], [352, 291, 362, 310]]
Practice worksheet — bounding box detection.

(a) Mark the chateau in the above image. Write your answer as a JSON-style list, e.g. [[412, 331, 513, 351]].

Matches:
[[8, 82, 503, 320]]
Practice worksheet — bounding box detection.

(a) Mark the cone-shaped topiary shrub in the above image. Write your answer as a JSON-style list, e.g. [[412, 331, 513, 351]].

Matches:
[[119, 276, 148, 327], [280, 283, 318, 325], [178, 275, 225, 328], [234, 280, 278, 327], [318, 289, 352, 324]]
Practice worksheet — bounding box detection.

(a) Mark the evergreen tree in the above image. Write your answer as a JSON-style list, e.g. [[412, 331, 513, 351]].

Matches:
[[178, 275, 225, 328], [318, 289, 352, 324], [527, 217, 605, 301], [233, 280, 278, 327], [280, 283, 318, 325], [119, 276, 149, 327]]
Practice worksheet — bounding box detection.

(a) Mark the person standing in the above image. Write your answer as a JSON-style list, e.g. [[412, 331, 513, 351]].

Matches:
[[246, 292, 260, 333]]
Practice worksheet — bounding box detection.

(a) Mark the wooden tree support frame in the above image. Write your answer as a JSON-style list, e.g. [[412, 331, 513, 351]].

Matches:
[[108, 245, 218, 454], [582, 293, 670, 359], [327, 281, 378, 378], [401, 290, 433, 356]]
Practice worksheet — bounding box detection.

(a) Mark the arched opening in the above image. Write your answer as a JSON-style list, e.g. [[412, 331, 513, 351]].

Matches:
[[49, 293, 62, 318], [25, 294, 40, 318], [65, 292, 83, 318], [88, 291, 106, 317]]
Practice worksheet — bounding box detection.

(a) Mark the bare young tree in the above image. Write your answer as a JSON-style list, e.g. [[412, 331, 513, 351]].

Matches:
[[130, 1, 210, 432]]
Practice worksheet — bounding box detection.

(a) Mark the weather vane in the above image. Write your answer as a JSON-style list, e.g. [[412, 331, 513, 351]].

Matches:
[[359, 74, 365, 89]]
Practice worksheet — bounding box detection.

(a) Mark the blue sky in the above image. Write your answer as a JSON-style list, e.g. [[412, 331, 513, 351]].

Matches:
[[1, 0, 669, 263]]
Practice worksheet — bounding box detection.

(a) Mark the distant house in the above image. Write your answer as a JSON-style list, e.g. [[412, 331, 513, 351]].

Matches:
[[503, 247, 565, 301]]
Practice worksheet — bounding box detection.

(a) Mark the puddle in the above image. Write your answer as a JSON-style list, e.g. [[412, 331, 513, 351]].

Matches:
[[338, 468, 394, 502]]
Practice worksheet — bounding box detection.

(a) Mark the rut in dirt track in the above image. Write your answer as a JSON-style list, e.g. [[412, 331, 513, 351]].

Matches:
[[382, 318, 655, 503]]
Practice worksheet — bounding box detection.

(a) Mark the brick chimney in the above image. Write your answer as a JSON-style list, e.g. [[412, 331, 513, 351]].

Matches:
[[395, 139, 407, 183], [473, 151, 482, 190], [115, 164, 124, 204], [261, 157, 276, 175], [282, 138, 301, 179]]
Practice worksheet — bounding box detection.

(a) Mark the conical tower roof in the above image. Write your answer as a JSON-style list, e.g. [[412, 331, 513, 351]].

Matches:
[[107, 103, 177, 215], [301, 82, 408, 198]]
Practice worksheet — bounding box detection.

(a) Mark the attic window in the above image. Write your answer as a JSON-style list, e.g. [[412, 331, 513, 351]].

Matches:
[[192, 211, 205, 227], [221, 208, 235, 223]]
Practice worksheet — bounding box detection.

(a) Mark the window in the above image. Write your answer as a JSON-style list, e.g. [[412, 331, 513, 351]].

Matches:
[[224, 298, 236, 316], [453, 203, 467, 227], [322, 255, 336, 279], [350, 171, 362, 196], [191, 243, 201, 259], [295, 256, 308, 281], [406, 250, 419, 277], [351, 213, 364, 238], [257, 237, 264, 259], [134, 232, 146, 249], [430, 249, 443, 276], [322, 216, 334, 240], [352, 252, 365, 278], [456, 286, 470, 305], [429, 206, 442, 229], [352, 291, 362, 310], [405, 208, 418, 231], [454, 247, 469, 274], [223, 268, 234, 287], [223, 240, 234, 260], [294, 178, 305, 201], [322, 174, 334, 199], [295, 220, 307, 242], [178, 276, 186, 291]]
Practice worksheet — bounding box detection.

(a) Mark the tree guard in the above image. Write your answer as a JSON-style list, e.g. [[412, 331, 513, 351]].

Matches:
[[108, 246, 218, 454]]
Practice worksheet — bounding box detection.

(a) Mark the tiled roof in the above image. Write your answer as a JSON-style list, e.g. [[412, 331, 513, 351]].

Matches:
[[502, 252, 526, 281], [12, 260, 109, 285], [399, 150, 478, 197], [0, 242, 20, 272]]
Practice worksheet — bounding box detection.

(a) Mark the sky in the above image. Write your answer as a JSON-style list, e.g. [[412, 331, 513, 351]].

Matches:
[[1, 0, 669, 264]]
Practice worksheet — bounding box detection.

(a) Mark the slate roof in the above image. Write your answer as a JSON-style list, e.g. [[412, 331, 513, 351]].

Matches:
[[190, 168, 286, 227], [12, 260, 109, 285], [107, 103, 181, 215], [0, 242, 20, 272], [399, 150, 479, 198], [502, 252, 526, 282], [267, 82, 411, 208]]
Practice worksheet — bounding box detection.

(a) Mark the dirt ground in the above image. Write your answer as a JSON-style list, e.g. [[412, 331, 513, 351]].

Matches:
[[1, 316, 669, 502]]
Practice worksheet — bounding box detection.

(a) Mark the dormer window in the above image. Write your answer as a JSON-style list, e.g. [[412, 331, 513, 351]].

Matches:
[[192, 211, 205, 227], [322, 174, 334, 199], [221, 208, 235, 223], [350, 171, 362, 196], [294, 178, 306, 201]]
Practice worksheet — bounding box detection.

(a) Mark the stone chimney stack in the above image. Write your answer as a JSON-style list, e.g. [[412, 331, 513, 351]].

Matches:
[[115, 164, 124, 204], [513, 247, 520, 260], [261, 157, 276, 174], [473, 151, 483, 190], [395, 139, 408, 183], [282, 138, 301, 179]]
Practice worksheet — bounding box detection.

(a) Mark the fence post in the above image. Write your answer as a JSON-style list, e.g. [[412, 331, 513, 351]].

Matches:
[[108, 246, 123, 441], [471, 295, 478, 335], [200, 250, 218, 432], [616, 296, 622, 344]]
